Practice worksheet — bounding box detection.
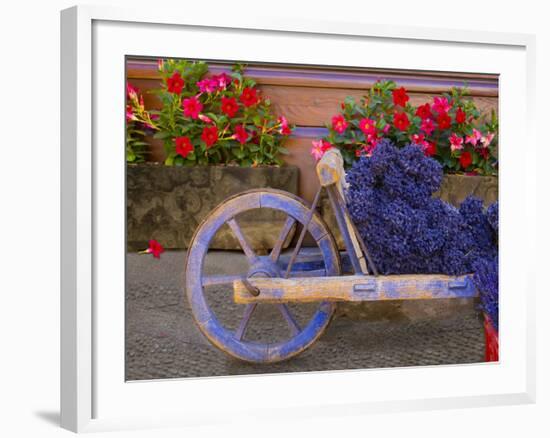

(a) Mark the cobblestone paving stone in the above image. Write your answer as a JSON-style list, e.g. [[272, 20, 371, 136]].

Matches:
[[126, 251, 485, 380]]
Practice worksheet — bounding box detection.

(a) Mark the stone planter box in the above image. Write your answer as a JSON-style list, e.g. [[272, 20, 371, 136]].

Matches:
[[127, 164, 299, 251]]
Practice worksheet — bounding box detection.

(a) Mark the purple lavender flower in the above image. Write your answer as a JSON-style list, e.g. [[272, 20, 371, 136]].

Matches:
[[346, 140, 497, 276]]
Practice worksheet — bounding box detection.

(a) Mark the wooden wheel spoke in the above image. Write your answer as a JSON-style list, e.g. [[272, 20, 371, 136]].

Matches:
[[270, 216, 296, 262], [234, 303, 257, 341], [228, 218, 258, 262], [202, 274, 241, 287], [277, 304, 301, 336]]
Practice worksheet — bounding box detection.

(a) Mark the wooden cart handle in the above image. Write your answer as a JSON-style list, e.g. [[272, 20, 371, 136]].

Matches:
[[316, 148, 345, 187]]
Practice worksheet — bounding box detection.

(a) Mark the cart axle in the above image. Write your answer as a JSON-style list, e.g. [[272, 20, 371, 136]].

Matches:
[[234, 274, 477, 304]]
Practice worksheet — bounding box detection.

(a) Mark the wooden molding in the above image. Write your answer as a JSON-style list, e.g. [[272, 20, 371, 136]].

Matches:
[[126, 58, 498, 97]]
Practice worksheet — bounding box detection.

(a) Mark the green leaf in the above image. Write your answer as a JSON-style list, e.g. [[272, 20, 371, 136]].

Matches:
[[165, 153, 176, 166], [153, 131, 173, 140], [277, 147, 289, 155], [233, 148, 245, 159]]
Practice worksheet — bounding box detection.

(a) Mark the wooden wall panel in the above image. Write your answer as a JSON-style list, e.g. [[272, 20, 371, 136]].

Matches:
[[130, 79, 498, 128], [260, 85, 497, 127]]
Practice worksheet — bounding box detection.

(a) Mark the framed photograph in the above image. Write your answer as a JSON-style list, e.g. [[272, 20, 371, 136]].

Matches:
[[61, 5, 536, 433]]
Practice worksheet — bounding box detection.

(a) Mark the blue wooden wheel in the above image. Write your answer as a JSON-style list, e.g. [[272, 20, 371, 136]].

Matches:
[[185, 189, 341, 363]]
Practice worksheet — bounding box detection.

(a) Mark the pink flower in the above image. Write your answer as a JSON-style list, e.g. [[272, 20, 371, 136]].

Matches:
[[198, 114, 213, 124], [331, 114, 348, 134], [420, 118, 435, 136], [365, 133, 380, 149], [357, 143, 376, 157], [278, 116, 292, 135], [213, 73, 232, 90], [196, 78, 219, 93], [233, 124, 249, 144], [465, 129, 482, 146], [382, 124, 391, 134], [432, 96, 451, 114], [310, 139, 332, 161], [411, 133, 430, 151], [449, 133, 464, 151], [481, 132, 495, 148], [359, 118, 376, 136], [126, 82, 138, 100], [182, 96, 203, 119], [126, 105, 136, 122]]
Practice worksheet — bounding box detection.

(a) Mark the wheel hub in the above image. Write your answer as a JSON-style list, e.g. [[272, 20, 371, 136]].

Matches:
[[247, 257, 282, 280]]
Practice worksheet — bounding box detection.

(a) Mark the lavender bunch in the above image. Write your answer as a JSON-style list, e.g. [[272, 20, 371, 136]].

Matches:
[[346, 140, 497, 276]]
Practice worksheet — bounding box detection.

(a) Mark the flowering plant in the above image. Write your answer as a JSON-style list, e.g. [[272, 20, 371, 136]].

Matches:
[[129, 59, 293, 166], [311, 80, 498, 175], [126, 83, 155, 162]]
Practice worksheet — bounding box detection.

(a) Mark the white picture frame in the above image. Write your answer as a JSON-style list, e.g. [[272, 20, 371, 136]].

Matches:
[[60, 4, 536, 433]]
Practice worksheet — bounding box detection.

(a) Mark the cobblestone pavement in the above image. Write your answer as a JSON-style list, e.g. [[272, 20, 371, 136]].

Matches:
[[126, 250, 485, 380]]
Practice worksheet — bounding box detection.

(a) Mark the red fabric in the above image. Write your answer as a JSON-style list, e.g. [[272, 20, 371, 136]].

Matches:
[[484, 313, 499, 362]]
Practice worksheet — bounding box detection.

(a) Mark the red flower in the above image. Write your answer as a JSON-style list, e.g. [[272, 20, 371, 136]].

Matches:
[[420, 118, 435, 136], [393, 112, 410, 131], [221, 97, 239, 118], [147, 239, 164, 258], [359, 118, 376, 136], [240, 87, 259, 107], [392, 87, 409, 107], [233, 124, 249, 144], [175, 136, 194, 158], [278, 116, 292, 135], [459, 151, 473, 169], [182, 96, 203, 119], [201, 126, 219, 148], [455, 107, 466, 124], [424, 142, 437, 157], [331, 114, 348, 134], [479, 148, 490, 160], [167, 72, 185, 94], [415, 103, 432, 120], [436, 112, 451, 130]]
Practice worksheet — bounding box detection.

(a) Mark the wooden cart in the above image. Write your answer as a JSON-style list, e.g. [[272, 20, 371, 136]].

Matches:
[[185, 148, 478, 363]]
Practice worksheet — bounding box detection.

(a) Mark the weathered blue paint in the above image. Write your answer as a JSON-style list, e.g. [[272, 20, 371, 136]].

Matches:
[[278, 251, 353, 273], [185, 188, 341, 363], [187, 183, 480, 363], [267, 302, 333, 361], [326, 185, 363, 274], [233, 274, 478, 304]]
